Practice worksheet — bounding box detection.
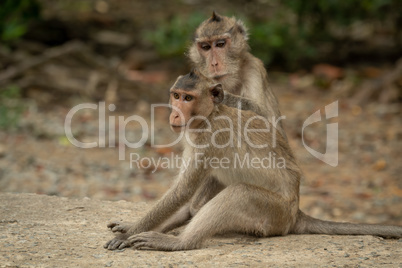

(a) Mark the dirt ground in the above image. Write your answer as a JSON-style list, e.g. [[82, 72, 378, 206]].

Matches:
[[0, 193, 401, 267]]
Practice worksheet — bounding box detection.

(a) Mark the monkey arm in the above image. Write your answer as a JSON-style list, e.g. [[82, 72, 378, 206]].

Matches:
[[105, 163, 208, 250], [130, 176, 201, 233], [223, 91, 265, 116]]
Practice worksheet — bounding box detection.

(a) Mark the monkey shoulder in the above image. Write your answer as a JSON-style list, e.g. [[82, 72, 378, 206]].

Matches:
[[242, 52, 266, 77]]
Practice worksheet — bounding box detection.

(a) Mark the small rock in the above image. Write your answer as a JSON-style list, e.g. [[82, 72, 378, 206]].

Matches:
[[351, 105, 362, 116], [372, 159, 387, 171]]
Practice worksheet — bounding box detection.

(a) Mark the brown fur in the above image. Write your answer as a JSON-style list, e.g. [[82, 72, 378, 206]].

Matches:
[[186, 12, 287, 218], [104, 72, 402, 251], [104, 12, 402, 251]]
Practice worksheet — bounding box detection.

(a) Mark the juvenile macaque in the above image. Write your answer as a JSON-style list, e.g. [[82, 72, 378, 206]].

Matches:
[[104, 71, 402, 251]]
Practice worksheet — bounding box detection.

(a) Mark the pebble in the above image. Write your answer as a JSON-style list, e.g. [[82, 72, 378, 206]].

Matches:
[[372, 159, 387, 171]]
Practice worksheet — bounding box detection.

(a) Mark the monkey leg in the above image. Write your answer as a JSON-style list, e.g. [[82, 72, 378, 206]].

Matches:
[[107, 177, 223, 236], [127, 183, 294, 251], [154, 203, 191, 233], [190, 175, 225, 216], [156, 177, 225, 234], [158, 176, 225, 234]]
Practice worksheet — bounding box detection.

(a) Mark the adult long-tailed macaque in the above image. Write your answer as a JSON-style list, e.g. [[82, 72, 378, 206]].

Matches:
[[104, 71, 402, 251], [186, 11, 290, 221], [188, 11, 284, 136]]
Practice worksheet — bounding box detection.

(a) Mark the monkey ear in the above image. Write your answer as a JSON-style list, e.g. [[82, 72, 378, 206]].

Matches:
[[227, 19, 249, 41], [235, 20, 249, 40], [210, 84, 224, 104]]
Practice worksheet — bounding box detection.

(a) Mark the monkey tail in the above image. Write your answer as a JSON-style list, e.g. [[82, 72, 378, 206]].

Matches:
[[291, 210, 402, 238]]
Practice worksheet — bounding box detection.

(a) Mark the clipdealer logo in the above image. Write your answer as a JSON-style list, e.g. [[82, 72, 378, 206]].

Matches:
[[302, 101, 338, 167], [64, 100, 339, 167]]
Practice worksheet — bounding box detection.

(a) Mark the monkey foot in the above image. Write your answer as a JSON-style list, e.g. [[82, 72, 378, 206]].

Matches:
[[128, 231, 188, 251]]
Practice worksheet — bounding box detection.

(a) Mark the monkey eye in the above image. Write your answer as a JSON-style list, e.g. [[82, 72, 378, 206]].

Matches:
[[184, 95, 193, 101], [173, 93, 180, 99], [200, 43, 211, 51], [216, 40, 226, 48]]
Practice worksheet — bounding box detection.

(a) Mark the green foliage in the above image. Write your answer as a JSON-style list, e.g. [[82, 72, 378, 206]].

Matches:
[[248, 13, 316, 69], [0, 0, 41, 42], [285, 0, 395, 25], [248, 0, 401, 68], [0, 86, 25, 130], [143, 13, 205, 57], [145, 1, 400, 69]]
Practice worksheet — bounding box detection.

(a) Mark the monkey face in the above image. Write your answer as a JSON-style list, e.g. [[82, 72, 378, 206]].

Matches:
[[196, 38, 232, 79], [169, 72, 224, 133], [189, 12, 249, 81], [169, 89, 199, 132], [169, 89, 216, 133]]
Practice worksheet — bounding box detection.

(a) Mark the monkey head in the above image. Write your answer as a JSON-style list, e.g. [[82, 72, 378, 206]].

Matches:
[[188, 11, 249, 81], [169, 70, 224, 133]]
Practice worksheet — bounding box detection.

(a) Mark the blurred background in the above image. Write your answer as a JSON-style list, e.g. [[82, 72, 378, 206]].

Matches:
[[0, 0, 401, 225]]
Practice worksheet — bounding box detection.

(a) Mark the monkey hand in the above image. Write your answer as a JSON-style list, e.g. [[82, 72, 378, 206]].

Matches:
[[107, 221, 134, 233], [104, 233, 132, 250]]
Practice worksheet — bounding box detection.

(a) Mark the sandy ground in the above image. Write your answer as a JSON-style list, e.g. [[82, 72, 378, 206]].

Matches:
[[1, 193, 401, 267]]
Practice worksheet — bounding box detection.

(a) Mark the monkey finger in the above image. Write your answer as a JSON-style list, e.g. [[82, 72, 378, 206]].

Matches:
[[106, 221, 120, 229], [103, 240, 111, 249], [104, 238, 120, 249], [107, 239, 124, 250], [106, 239, 118, 250], [111, 225, 127, 233], [118, 241, 130, 250]]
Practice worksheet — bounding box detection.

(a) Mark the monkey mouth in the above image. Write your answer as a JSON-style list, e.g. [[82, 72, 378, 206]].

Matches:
[[170, 124, 186, 131], [212, 73, 228, 80]]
